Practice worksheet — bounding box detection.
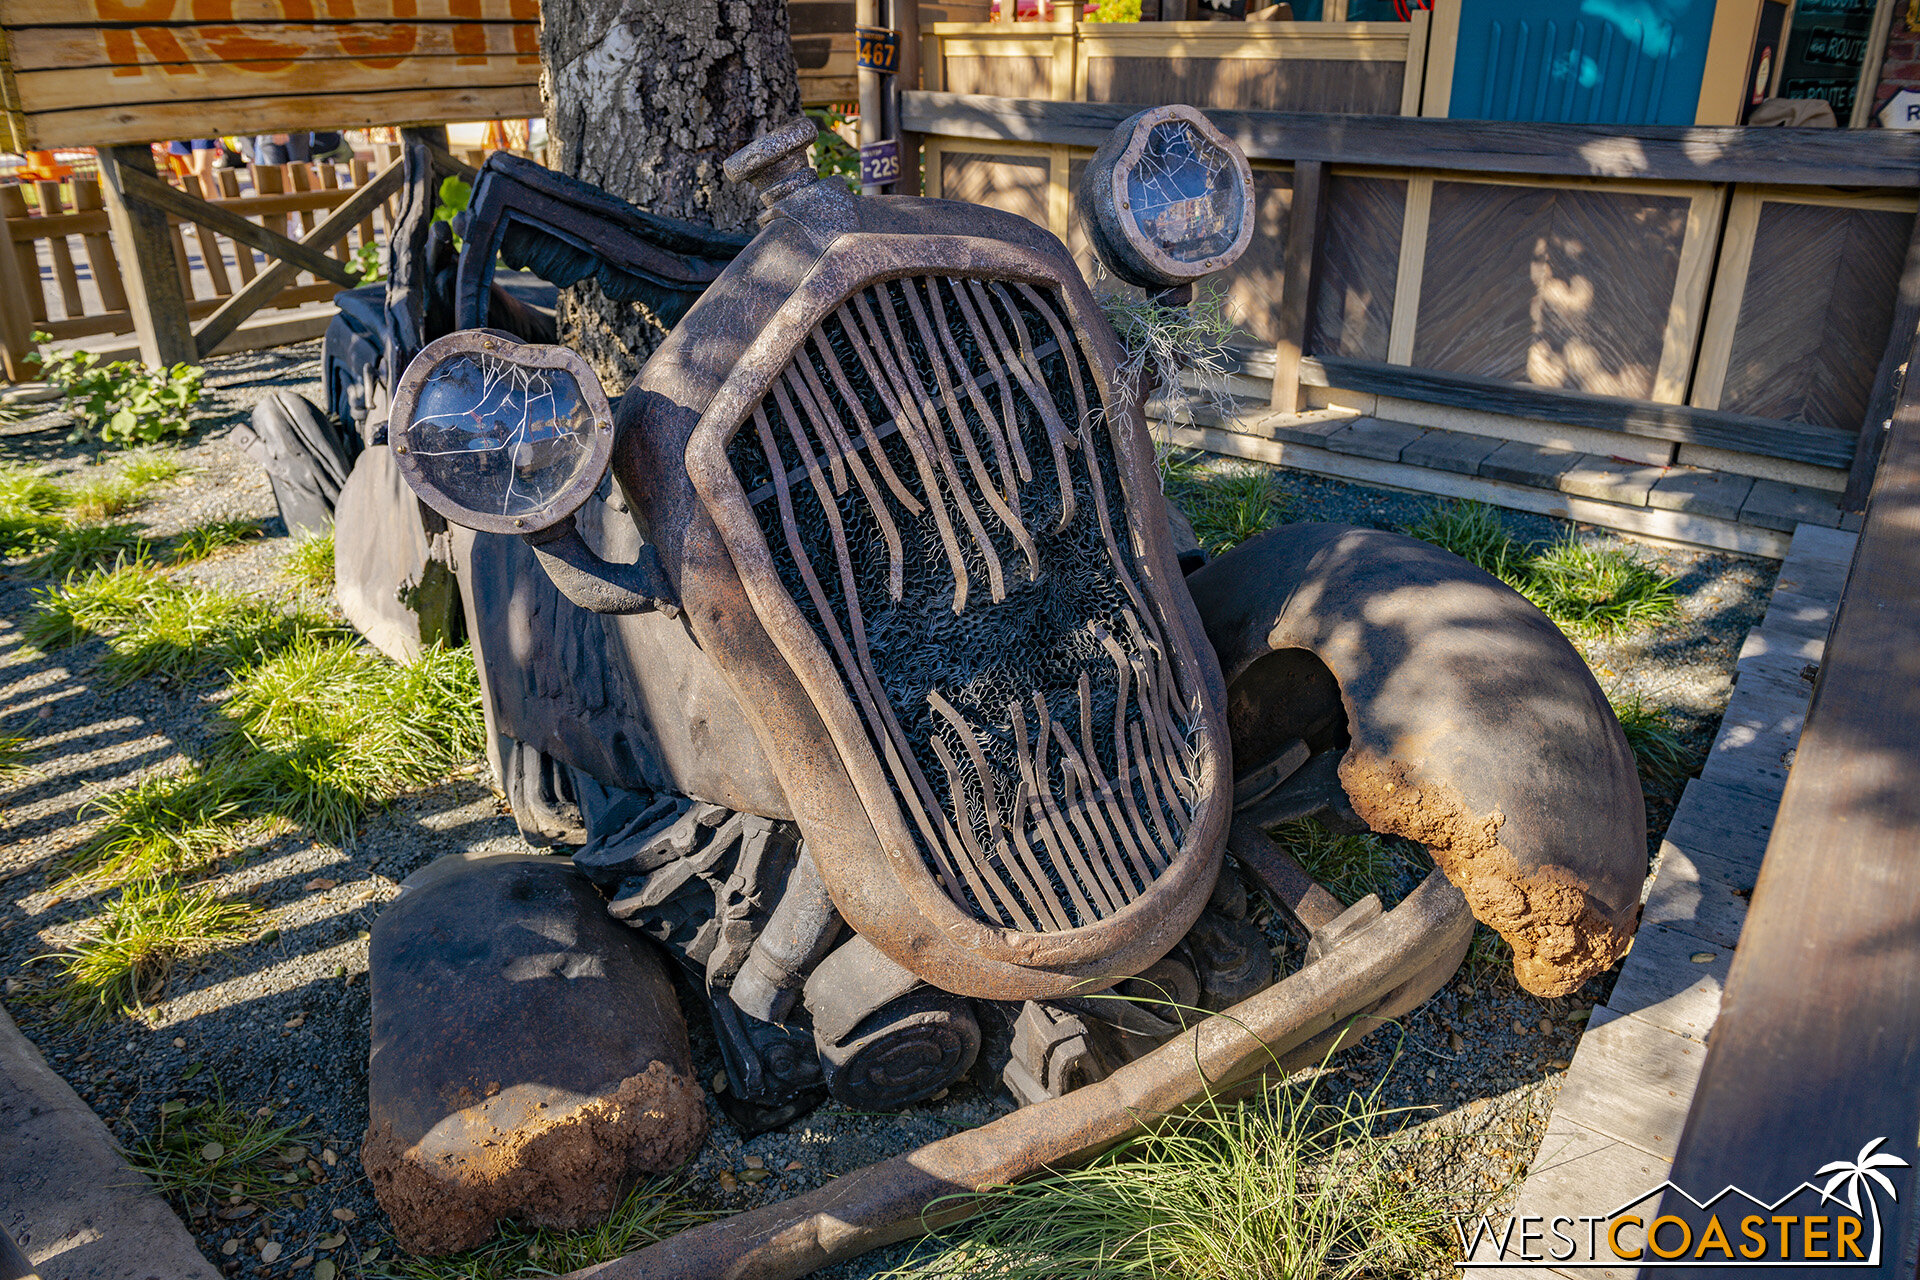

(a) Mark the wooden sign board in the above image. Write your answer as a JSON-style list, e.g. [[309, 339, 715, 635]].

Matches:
[[0, 1, 544, 150]]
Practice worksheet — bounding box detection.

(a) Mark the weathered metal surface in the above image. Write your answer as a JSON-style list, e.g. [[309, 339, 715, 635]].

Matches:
[[332, 444, 461, 665], [733, 850, 843, 1024], [619, 127, 1231, 1002], [1075, 104, 1256, 290], [450, 512, 791, 818], [553, 866, 1473, 1280], [232, 388, 358, 538], [1188, 523, 1644, 997], [363, 854, 705, 1256]]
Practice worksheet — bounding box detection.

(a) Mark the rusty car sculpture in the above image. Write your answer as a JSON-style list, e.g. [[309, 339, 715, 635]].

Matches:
[[250, 108, 1644, 1276]]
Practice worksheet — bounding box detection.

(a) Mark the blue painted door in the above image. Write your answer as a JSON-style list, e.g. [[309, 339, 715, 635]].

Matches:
[[1448, 0, 1718, 125]]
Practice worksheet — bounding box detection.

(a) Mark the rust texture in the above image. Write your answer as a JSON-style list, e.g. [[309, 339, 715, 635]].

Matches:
[[1339, 754, 1631, 998], [364, 1061, 706, 1255], [1185, 522, 1645, 998]]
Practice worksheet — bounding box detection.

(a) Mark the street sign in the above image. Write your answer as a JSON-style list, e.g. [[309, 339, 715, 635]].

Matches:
[[856, 26, 900, 75], [859, 139, 901, 187]]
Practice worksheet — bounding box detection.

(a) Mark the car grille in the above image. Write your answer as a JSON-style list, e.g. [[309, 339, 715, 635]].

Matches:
[[725, 275, 1199, 932]]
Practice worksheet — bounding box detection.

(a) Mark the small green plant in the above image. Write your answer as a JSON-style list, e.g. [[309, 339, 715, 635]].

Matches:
[[890, 1075, 1459, 1280], [1521, 539, 1679, 637], [48, 876, 258, 1020], [1401, 499, 1528, 586], [348, 238, 385, 285], [1609, 690, 1693, 789], [281, 529, 335, 591], [0, 464, 70, 558], [432, 174, 472, 247], [1158, 451, 1288, 555], [0, 728, 32, 784], [22, 524, 151, 578], [120, 451, 189, 487], [377, 1179, 713, 1280], [1089, 0, 1142, 18], [125, 1085, 320, 1209], [30, 334, 204, 447], [807, 107, 862, 192], [1402, 501, 1679, 637], [1265, 819, 1418, 906], [62, 759, 269, 887], [166, 517, 264, 565], [67, 474, 149, 520]]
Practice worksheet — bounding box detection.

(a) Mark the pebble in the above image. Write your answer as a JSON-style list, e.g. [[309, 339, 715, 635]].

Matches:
[[260, 1241, 282, 1263], [743, 1155, 764, 1169], [221, 1241, 239, 1256], [1537, 1017, 1553, 1034], [1510, 1019, 1528, 1035]]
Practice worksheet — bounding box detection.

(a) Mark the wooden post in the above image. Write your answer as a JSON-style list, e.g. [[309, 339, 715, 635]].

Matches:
[[1842, 208, 1920, 510], [858, 0, 887, 195], [1269, 159, 1325, 414], [97, 143, 193, 367], [899, 0, 924, 194]]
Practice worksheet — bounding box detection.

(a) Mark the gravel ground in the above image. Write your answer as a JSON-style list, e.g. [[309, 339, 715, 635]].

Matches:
[[0, 347, 1774, 1280]]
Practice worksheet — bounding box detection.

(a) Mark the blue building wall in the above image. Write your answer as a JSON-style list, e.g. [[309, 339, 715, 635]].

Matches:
[[1447, 1, 1717, 125]]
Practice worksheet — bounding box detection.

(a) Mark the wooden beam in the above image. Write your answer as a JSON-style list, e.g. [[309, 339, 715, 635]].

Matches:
[[114, 163, 359, 288], [1842, 208, 1920, 511], [898, 92, 1920, 188], [1308, 356, 1858, 470], [1662, 348, 1920, 1263], [97, 142, 194, 368], [192, 161, 401, 361], [1270, 159, 1324, 414]]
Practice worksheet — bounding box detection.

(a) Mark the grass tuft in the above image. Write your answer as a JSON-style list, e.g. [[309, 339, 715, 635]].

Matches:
[[67, 474, 149, 520], [48, 877, 257, 1020], [376, 1179, 714, 1280], [1609, 690, 1694, 789], [1402, 500, 1679, 637], [119, 451, 188, 488], [1264, 819, 1421, 907], [1159, 450, 1288, 556], [166, 517, 264, 565], [280, 529, 335, 592], [890, 1076, 1458, 1280], [21, 523, 151, 578], [1520, 541, 1679, 637], [124, 1085, 319, 1210]]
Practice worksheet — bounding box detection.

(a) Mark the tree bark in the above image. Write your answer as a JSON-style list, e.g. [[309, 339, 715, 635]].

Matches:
[[542, 0, 801, 386]]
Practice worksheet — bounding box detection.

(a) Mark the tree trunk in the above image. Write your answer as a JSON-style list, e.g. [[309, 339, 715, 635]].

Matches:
[[542, 0, 801, 386]]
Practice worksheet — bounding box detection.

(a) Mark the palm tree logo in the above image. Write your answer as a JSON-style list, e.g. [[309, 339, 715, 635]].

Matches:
[[1817, 1137, 1911, 1265]]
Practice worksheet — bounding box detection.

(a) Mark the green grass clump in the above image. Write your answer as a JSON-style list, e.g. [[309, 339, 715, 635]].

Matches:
[[0, 729, 32, 783], [27, 565, 333, 686], [1521, 540, 1679, 637], [67, 474, 148, 520], [1159, 450, 1289, 555], [63, 761, 267, 887], [119, 451, 188, 487], [1264, 819, 1420, 906], [125, 1086, 319, 1209], [377, 1179, 712, 1280], [218, 638, 485, 837], [166, 517, 264, 565], [22, 523, 151, 578], [0, 465, 69, 559], [49, 877, 257, 1020], [1609, 690, 1693, 789], [890, 1078, 1457, 1280], [1401, 499, 1527, 584], [1402, 500, 1679, 637], [281, 529, 335, 592]]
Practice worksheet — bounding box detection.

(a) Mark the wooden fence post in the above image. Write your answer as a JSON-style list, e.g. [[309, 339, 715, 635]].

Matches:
[[97, 143, 194, 367]]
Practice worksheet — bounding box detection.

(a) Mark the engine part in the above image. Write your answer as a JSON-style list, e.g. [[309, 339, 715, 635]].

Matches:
[[1002, 1001, 1101, 1107], [732, 850, 842, 1025], [816, 988, 981, 1111]]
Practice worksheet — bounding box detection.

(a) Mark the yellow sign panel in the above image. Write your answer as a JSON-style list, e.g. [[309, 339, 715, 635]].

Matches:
[[0, 1, 544, 150]]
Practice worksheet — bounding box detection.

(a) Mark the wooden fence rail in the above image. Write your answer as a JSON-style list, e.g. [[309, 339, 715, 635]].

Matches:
[[904, 91, 1920, 505], [0, 153, 405, 380], [923, 16, 1432, 116]]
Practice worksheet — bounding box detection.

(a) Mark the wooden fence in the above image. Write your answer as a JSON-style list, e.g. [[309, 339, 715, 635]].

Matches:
[[0, 154, 405, 381], [905, 92, 1920, 504], [923, 16, 1432, 115]]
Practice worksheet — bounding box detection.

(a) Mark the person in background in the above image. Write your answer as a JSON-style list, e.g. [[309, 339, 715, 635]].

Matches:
[[166, 139, 220, 200], [248, 132, 353, 167]]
